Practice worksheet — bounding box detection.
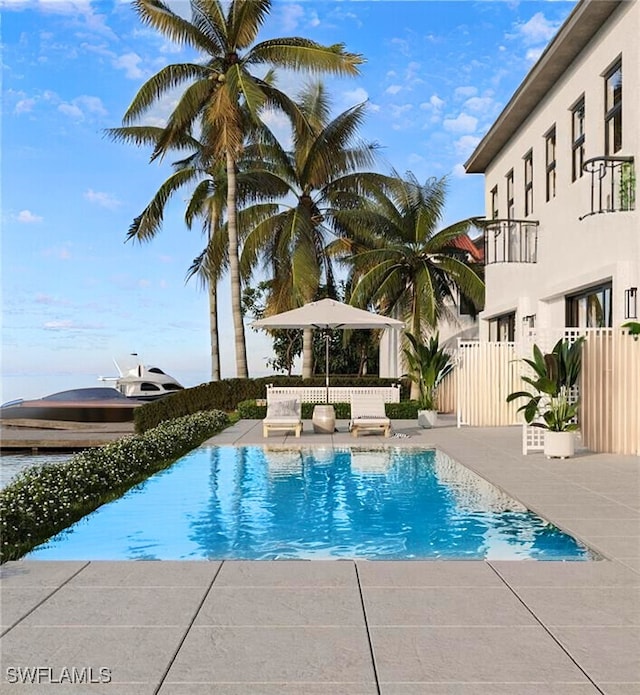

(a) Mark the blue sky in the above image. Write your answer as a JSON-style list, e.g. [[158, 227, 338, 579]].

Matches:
[[1, 0, 577, 402]]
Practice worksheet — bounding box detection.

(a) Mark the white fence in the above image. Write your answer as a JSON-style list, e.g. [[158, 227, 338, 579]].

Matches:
[[265, 383, 401, 404], [450, 328, 639, 456], [455, 341, 523, 427]]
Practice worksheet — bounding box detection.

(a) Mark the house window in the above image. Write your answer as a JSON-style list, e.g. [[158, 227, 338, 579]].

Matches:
[[490, 185, 499, 219], [566, 282, 612, 328], [524, 151, 533, 216], [545, 127, 556, 201], [571, 96, 585, 181], [604, 60, 622, 155], [506, 170, 514, 219], [489, 312, 515, 342]]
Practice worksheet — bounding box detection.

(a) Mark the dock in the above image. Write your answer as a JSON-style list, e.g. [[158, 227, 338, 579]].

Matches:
[[0, 421, 135, 451]]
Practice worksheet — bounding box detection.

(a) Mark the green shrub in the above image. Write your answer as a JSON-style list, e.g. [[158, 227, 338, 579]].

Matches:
[[386, 401, 420, 419], [1, 410, 229, 563], [135, 376, 410, 432]]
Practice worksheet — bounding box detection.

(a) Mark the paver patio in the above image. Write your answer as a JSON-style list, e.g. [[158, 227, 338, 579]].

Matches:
[[1, 418, 638, 693]]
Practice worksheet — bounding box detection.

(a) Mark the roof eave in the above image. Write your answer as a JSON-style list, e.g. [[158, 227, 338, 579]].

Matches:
[[465, 0, 623, 174]]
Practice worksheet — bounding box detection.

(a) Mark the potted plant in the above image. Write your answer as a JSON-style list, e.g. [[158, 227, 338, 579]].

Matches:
[[507, 337, 585, 458], [404, 332, 454, 428]]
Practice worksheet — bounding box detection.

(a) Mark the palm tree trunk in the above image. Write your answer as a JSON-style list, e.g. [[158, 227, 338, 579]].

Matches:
[[207, 216, 221, 381], [302, 328, 313, 378], [226, 149, 248, 378], [209, 279, 221, 381]]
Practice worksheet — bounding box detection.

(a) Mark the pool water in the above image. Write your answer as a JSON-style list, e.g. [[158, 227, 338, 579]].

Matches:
[[27, 446, 592, 561]]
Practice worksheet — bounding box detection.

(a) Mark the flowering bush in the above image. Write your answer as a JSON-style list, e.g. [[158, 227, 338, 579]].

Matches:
[[0, 410, 228, 562]]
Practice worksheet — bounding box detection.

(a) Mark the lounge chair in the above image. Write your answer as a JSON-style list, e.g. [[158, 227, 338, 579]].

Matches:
[[349, 394, 391, 438], [262, 395, 303, 438]]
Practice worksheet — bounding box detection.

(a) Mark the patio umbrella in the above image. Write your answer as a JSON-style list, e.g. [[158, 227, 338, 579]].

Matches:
[[251, 298, 404, 401]]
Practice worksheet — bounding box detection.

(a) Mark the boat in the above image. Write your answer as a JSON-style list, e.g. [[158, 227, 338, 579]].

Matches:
[[1, 356, 184, 427], [0, 387, 142, 425], [98, 354, 184, 400]]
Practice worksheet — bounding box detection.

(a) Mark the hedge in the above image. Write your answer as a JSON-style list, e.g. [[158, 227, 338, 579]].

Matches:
[[237, 399, 420, 420], [135, 375, 410, 432], [1, 410, 229, 563]]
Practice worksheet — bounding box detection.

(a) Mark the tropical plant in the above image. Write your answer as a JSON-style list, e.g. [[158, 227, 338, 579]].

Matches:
[[403, 332, 453, 411], [332, 173, 485, 339], [240, 82, 379, 375], [117, 0, 363, 378], [506, 337, 585, 431], [622, 320, 640, 337]]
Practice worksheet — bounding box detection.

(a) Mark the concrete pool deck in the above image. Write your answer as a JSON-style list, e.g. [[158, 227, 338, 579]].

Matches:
[[1, 418, 638, 693]]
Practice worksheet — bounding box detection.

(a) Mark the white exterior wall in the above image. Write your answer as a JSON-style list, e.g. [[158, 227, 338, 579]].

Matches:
[[479, 0, 639, 343]]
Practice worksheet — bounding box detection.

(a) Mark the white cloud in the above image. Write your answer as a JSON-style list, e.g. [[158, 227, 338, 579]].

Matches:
[[390, 37, 410, 57], [464, 96, 495, 113], [14, 98, 35, 114], [443, 113, 478, 134], [420, 94, 445, 112], [390, 104, 413, 119], [385, 84, 402, 95], [15, 209, 43, 223], [526, 47, 545, 63], [74, 95, 107, 116], [454, 135, 481, 156], [279, 3, 304, 32], [58, 102, 83, 119], [1, 0, 92, 14], [84, 189, 121, 210], [452, 163, 467, 178], [455, 86, 477, 99], [342, 87, 369, 105], [511, 12, 561, 45], [113, 52, 144, 80], [408, 153, 424, 165], [35, 293, 67, 305], [43, 319, 104, 330], [261, 109, 292, 150]]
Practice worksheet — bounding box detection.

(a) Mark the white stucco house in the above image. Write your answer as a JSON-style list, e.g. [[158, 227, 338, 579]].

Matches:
[[465, 0, 638, 345]]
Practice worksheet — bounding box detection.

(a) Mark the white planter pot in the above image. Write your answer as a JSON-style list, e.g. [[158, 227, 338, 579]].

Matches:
[[418, 410, 437, 429], [544, 431, 575, 459]]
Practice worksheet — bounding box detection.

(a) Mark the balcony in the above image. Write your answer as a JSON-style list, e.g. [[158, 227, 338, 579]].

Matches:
[[579, 156, 636, 220], [482, 219, 538, 264]]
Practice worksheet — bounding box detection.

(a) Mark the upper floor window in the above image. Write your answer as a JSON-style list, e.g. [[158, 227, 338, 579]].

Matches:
[[545, 127, 556, 201], [524, 151, 533, 216], [490, 185, 499, 219], [604, 59, 622, 155], [506, 170, 514, 219], [571, 96, 585, 182]]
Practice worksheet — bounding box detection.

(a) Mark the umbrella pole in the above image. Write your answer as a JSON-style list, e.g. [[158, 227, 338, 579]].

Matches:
[[325, 331, 330, 403]]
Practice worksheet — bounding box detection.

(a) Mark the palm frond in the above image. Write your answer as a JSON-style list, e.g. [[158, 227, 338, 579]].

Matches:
[[248, 38, 364, 76], [228, 0, 270, 49], [123, 63, 208, 125], [134, 0, 221, 52], [127, 168, 197, 243]]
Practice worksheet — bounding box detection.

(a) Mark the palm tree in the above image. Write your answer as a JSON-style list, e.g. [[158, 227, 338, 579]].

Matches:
[[332, 172, 485, 339], [119, 0, 363, 378], [106, 124, 285, 380], [240, 82, 379, 376]]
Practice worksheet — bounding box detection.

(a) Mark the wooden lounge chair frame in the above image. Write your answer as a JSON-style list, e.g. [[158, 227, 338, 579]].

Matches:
[[349, 394, 392, 438]]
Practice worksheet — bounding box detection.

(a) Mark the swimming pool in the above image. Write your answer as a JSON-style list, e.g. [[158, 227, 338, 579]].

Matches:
[[26, 446, 592, 561]]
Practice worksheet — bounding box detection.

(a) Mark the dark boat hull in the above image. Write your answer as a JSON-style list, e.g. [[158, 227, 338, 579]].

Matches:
[[1, 388, 142, 424], [0, 402, 139, 423]]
